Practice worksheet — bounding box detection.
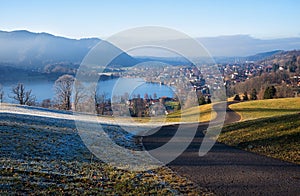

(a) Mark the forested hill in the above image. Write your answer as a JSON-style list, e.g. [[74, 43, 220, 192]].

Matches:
[[257, 50, 300, 69], [230, 50, 300, 99]]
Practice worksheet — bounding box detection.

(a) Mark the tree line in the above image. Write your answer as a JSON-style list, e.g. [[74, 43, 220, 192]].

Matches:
[[0, 74, 214, 118], [233, 85, 281, 101], [0, 75, 176, 117], [229, 70, 297, 101], [0, 75, 81, 109]]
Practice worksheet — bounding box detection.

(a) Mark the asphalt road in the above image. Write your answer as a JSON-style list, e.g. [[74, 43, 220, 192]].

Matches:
[[142, 102, 300, 195]]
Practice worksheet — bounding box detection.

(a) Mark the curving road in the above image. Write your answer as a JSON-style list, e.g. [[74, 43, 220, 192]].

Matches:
[[142, 102, 300, 195]]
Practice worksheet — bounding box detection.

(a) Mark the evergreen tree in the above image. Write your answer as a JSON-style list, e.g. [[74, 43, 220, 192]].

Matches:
[[198, 95, 206, 105], [250, 88, 258, 100], [242, 92, 249, 101], [206, 97, 212, 104], [233, 94, 241, 101], [263, 86, 276, 99], [272, 63, 279, 72]]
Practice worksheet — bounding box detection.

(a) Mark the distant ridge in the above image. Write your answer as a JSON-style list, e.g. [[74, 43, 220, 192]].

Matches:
[[1, 30, 300, 68], [197, 35, 300, 56], [0, 30, 138, 68], [244, 50, 284, 62]]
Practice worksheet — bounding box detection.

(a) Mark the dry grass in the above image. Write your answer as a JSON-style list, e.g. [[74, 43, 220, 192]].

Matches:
[[218, 113, 300, 164], [229, 98, 300, 121], [0, 114, 211, 195], [111, 104, 216, 124], [166, 104, 216, 123]]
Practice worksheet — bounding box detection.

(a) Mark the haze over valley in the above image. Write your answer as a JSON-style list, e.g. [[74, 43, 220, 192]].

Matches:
[[1, 1, 300, 195]]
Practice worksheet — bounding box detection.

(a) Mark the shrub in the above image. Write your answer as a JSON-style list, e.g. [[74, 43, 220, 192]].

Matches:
[[233, 94, 241, 101]]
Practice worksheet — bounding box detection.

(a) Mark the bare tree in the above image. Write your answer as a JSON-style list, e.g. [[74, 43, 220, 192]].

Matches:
[[73, 83, 97, 113], [131, 98, 145, 117], [275, 84, 294, 98], [54, 74, 74, 110], [95, 92, 109, 115], [41, 99, 52, 108], [0, 84, 4, 103], [73, 80, 87, 111], [10, 83, 35, 105], [86, 83, 98, 114]]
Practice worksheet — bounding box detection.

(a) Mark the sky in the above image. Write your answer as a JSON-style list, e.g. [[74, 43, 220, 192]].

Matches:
[[0, 0, 299, 39]]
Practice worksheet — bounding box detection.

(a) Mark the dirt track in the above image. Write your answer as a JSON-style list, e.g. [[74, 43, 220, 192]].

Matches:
[[142, 102, 300, 195]]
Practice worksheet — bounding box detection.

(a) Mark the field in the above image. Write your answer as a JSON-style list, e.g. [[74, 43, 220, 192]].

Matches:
[[2, 98, 299, 194], [229, 98, 300, 121], [219, 112, 300, 164], [220, 98, 300, 164], [0, 111, 210, 195], [166, 104, 215, 123], [128, 103, 215, 124]]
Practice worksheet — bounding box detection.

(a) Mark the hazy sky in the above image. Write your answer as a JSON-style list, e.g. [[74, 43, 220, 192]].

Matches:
[[1, 0, 299, 39]]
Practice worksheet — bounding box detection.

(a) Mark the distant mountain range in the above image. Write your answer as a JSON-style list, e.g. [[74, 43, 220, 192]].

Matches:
[[0, 30, 137, 69], [0, 30, 300, 68], [136, 50, 286, 64], [197, 35, 300, 57]]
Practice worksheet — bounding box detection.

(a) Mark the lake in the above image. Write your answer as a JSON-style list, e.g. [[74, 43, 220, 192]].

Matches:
[[1, 78, 174, 103]]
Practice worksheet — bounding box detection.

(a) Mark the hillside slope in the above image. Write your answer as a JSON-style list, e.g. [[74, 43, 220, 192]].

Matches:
[[0, 30, 138, 69]]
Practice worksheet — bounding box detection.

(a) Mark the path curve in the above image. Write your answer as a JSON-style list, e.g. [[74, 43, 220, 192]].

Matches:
[[142, 102, 300, 195]]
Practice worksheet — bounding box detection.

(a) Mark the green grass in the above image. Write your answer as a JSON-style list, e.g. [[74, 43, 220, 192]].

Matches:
[[115, 104, 216, 124], [218, 113, 300, 164], [166, 104, 216, 123], [229, 98, 300, 121]]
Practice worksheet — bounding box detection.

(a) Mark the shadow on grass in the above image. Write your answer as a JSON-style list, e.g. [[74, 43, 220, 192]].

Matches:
[[237, 131, 300, 149], [232, 107, 300, 113], [222, 113, 300, 133]]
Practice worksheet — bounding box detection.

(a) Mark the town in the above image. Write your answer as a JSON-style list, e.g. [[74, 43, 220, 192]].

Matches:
[[93, 50, 300, 116]]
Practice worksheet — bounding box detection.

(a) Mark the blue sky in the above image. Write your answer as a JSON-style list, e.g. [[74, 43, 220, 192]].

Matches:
[[0, 0, 299, 39]]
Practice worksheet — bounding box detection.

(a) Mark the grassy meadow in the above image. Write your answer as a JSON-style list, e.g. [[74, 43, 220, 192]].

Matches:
[[218, 113, 300, 164], [229, 97, 300, 121], [220, 98, 300, 164], [0, 112, 210, 195], [126, 104, 215, 124], [166, 104, 216, 123]]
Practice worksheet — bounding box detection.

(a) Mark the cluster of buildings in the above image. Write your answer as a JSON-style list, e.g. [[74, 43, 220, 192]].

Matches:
[[219, 62, 300, 87], [118, 65, 211, 96], [100, 58, 300, 117], [95, 65, 215, 116]]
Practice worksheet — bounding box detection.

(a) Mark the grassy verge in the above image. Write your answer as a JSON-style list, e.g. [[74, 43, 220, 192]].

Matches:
[[218, 113, 300, 164], [166, 104, 215, 123], [119, 104, 215, 124], [229, 98, 300, 121]]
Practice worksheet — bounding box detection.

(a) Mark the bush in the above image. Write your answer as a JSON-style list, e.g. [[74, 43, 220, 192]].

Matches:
[[233, 94, 241, 101], [242, 92, 249, 101], [263, 86, 276, 99]]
